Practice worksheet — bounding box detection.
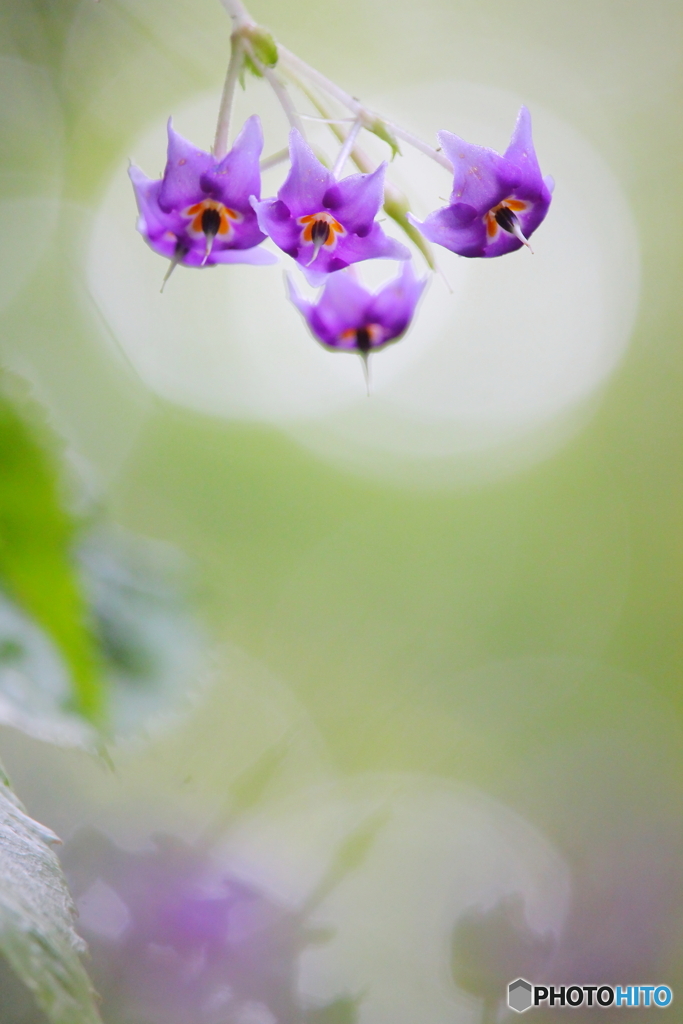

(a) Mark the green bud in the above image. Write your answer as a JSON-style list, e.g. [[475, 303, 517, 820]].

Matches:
[[367, 118, 401, 160], [245, 25, 279, 68]]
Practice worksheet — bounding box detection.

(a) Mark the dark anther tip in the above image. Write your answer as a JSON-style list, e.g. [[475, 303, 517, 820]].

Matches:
[[201, 207, 222, 237], [494, 206, 518, 234], [355, 326, 372, 353]]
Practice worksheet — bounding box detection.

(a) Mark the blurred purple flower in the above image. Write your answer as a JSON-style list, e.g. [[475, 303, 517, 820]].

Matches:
[[410, 107, 553, 258], [288, 262, 426, 357], [63, 829, 358, 1024], [252, 130, 409, 282], [129, 115, 277, 277]]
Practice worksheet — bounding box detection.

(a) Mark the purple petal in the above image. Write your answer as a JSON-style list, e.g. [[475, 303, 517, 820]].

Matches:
[[200, 115, 264, 209], [332, 223, 410, 267], [369, 262, 427, 339], [438, 131, 520, 213], [205, 246, 278, 266], [179, 245, 278, 267], [251, 197, 300, 256], [504, 106, 543, 181], [277, 130, 333, 216], [410, 206, 488, 258], [331, 164, 387, 234], [315, 271, 372, 333], [287, 275, 342, 348], [214, 210, 268, 252], [297, 224, 409, 285], [129, 165, 170, 237], [158, 119, 214, 212], [286, 275, 314, 321]]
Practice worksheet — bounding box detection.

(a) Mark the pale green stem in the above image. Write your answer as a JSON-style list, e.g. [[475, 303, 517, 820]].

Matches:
[[213, 33, 243, 158], [260, 64, 305, 135], [217, 0, 254, 28], [332, 115, 363, 178], [278, 45, 452, 171], [260, 147, 289, 171]]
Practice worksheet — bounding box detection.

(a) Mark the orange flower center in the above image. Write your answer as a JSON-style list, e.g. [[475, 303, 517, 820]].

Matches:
[[298, 212, 345, 249], [184, 199, 241, 238], [485, 198, 527, 239], [339, 323, 384, 351]]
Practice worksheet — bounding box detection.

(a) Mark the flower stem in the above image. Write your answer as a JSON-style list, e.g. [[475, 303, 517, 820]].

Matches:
[[278, 45, 452, 171], [213, 32, 243, 158], [217, 0, 254, 28], [259, 65, 305, 135], [260, 146, 289, 171], [332, 115, 363, 178]]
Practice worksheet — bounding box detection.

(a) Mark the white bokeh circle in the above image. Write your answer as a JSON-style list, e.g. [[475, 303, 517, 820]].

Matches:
[[88, 81, 639, 486], [216, 774, 569, 1024], [0, 58, 64, 313]]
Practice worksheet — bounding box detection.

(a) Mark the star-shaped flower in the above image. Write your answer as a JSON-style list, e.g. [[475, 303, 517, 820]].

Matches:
[[252, 130, 409, 282], [288, 262, 426, 358], [410, 107, 553, 258], [129, 114, 277, 276]]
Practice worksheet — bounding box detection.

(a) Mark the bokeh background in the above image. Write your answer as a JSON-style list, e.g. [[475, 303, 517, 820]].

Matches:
[[0, 0, 681, 1021]]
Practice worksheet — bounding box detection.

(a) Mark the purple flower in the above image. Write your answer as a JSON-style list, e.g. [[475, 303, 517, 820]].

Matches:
[[288, 262, 426, 356], [63, 829, 361, 1024], [410, 107, 553, 258], [252, 130, 410, 281], [129, 115, 277, 274]]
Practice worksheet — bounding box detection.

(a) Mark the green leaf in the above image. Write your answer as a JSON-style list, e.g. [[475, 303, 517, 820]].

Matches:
[[0, 761, 102, 1024], [0, 385, 104, 724], [0, 589, 96, 749], [79, 526, 205, 741]]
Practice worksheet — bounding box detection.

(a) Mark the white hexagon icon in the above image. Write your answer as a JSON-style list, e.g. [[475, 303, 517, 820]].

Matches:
[[508, 978, 533, 1013]]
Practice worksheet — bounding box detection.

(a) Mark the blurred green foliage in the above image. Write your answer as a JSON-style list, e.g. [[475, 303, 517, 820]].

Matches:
[[0, 384, 104, 723], [0, 759, 102, 1024]]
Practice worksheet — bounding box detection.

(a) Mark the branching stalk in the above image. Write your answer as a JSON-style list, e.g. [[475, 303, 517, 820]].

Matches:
[[277, 45, 452, 171], [332, 115, 363, 178], [216, 0, 438, 266]]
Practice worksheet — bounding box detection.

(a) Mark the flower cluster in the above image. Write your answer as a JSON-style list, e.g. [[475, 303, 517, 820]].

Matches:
[[129, 5, 553, 385]]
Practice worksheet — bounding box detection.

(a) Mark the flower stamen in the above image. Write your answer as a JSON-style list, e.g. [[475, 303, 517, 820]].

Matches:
[[485, 198, 533, 252], [161, 241, 189, 292], [298, 212, 345, 265]]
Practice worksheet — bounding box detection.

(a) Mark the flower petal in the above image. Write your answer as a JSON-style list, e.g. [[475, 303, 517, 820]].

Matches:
[[437, 131, 520, 213], [369, 261, 427, 339], [157, 119, 214, 213], [277, 130, 333, 216], [328, 163, 387, 234], [409, 206, 487, 258], [332, 223, 410, 268], [504, 106, 543, 181], [251, 197, 300, 256], [179, 245, 278, 267], [315, 270, 373, 334], [129, 165, 170, 237], [200, 115, 264, 209]]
